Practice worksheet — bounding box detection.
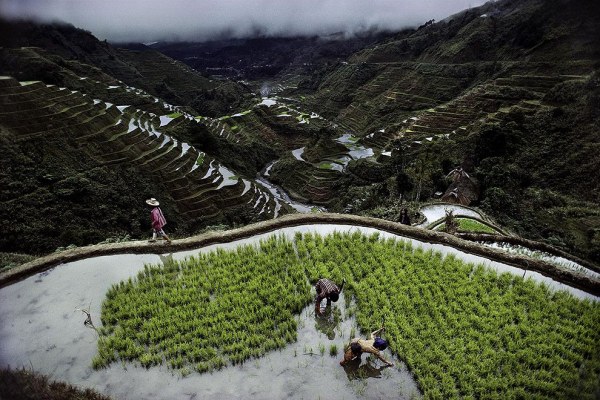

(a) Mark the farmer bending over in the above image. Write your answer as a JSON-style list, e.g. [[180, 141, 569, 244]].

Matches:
[[340, 327, 394, 367], [314, 278, 344, 315]]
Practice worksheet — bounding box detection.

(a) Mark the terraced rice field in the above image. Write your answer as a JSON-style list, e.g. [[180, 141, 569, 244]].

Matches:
[[90, 231, 600, 399], [0, 77, 289, 221]]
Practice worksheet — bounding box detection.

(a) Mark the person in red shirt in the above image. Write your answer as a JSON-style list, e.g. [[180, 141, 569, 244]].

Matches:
[[146, 198, 171, 243], [314, 278, 344, 315]]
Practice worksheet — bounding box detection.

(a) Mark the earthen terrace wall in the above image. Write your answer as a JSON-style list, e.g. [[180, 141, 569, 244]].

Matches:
[[2, 213, 599, 295]]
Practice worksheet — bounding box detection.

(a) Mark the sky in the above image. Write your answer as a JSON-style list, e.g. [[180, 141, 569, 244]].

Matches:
[[0, 0, 489, 43]]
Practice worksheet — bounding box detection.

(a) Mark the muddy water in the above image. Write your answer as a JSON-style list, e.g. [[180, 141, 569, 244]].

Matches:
[[1, 225, 597, 399]]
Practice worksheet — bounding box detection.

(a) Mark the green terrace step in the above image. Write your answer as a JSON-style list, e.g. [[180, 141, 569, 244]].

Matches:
[[170, 166, 223, 197], [4, 80, 47, 92], [163, 154, 208, 183], [45, 106, 116, 134], [310, 173, 343, 182], [181, 204, 222, 220], [8, 104, 101, 133], [101, 123, 136, 143], [76, 116, 126, 142], [508, 74, 565, 85], [1, 101, 93, 126], [165, 163, 222, 194], [213, 180, 249, 206], [418, 108, 475, 119], [178, 188, 225, 209], [174, 176, 226, 202], [13, 109, 113, 142], [494, 77, 560, 90], [309, 174, 339, 184], [407, 125, 453, 136], [304, 189, 334, 204], [0, 93, 92, 118], [139, 143, 194, 171], [162, 157, 212, 186], [182, 181, 248, 211], [0, 91, 82, 113], [107, 127, 146, 146], [169, 159, 214, 186], [0, 83, 51, 103], [132, 141, 178, 165], [180, 188, 226, 210], [311, 168, 341, 178], [0, 77, 20, 88], [95, 131, 156, 160], [249, 192, 270, 215], [414, 118, 471, 130], [425, 109, 474, 118], [477, 88, 545, 102]]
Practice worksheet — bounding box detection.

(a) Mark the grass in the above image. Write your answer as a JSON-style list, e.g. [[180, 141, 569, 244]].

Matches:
[[436, 218, 497, 234], [94, 235, 311, 372], [0, 367, 112, 400], [95, 232, 600, 399], [329, 344, 338, 356], [0, 252, 36, 273], [167, 112, 182, 118]]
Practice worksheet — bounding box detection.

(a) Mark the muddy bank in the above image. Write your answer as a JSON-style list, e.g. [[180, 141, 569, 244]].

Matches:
[[2, 213, 599, 296]]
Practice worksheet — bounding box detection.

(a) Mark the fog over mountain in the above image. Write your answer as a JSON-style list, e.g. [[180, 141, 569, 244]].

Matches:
[[0, 0, 489, 42]]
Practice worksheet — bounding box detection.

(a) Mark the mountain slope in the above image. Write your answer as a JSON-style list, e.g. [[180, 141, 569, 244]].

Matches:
[[0, 18, 253, 117], [1, 0, 599, 264], [288, 0, 600, 262]]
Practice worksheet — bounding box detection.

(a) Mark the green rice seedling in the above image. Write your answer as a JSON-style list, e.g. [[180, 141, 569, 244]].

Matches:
[[318, 343, 326, 356], [95, 231, 600, 396], [329, 344, 338, 356]]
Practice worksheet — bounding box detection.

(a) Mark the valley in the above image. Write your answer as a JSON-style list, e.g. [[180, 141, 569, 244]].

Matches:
[[1, 0, 600, 397], [1, 0, 600, 266]]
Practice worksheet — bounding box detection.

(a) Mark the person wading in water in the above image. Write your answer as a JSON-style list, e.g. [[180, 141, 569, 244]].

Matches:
[[314, 278, 345, 315], [340, 327, 394, 367], [146, 198, 171, 243]]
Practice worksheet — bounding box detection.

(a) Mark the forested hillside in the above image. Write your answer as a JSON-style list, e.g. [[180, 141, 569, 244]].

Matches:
[[1, 0, 599, 264]]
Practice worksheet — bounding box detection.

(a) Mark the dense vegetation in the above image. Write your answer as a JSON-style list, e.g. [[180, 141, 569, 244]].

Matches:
[[94, 236, 311, 373], [96, 232, 600, 399], [0, 367, 112, 400], [0, 0, 599, 267], [435, 218, 497, 234]]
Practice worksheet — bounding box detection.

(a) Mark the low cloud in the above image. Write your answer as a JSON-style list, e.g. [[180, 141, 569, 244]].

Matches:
[[1, 0, 488, 42]]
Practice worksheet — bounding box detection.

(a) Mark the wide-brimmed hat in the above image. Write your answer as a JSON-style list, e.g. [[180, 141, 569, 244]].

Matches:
[[146, 198, 160, 206]]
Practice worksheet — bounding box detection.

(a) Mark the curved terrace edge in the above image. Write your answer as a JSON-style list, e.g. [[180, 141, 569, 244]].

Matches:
[[2, 213, 599, 295]]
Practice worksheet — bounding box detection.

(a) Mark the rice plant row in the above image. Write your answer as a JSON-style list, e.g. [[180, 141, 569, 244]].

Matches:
[[295, 231, 600, 400], [94, 235, 312, 372], [95, 231, 600, 399]]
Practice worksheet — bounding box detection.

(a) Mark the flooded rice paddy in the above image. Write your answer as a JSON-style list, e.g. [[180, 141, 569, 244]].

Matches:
[[418, 204, 482, 227], [1, 225, 596, 399]]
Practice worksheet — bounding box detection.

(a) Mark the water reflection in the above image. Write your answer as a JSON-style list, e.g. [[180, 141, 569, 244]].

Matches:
[[343, 358, 393, 381], [314, 304, 342, 340], [7, 224, 596, 399]]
